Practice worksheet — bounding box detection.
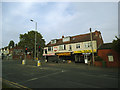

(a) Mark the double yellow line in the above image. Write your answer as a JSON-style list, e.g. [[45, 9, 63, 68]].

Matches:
[[2, 78, 32, 90]]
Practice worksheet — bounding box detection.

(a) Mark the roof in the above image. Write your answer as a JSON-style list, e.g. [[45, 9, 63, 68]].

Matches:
[[9, 46, 24, 51], [46, 30, 102, 47], [98, 43, 112, 50]]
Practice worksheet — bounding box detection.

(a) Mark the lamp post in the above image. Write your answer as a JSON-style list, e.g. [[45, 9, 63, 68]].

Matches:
[[90, 28, 95, 65], [30, 19, 37, 60]]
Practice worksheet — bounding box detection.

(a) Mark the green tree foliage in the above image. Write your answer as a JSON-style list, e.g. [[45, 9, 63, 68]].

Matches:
[[18, 30, 45, 56], [112, 36, 120, 53], [8, 40, 15, 48]]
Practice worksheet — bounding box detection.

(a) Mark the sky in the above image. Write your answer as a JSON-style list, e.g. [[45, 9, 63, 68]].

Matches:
[[1, 1, 118, 48]]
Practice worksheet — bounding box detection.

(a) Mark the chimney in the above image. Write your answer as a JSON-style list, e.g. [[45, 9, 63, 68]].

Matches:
[[62, 36, 64, 38], [95, 30, 100, 36]]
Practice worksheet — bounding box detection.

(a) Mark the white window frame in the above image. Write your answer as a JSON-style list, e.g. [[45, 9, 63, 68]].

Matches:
[[59, 45, 66, 51], [76, 44, 80, 49], [85, 43, 91, 48], [108, 55, 114, 62], [51, 40, 56, 44], [48, 47, 53, 51], [63, 37, 70, 42]]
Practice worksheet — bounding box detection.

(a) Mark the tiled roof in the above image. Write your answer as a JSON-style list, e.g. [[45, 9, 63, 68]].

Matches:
[[9, 46, 24, 51], [98, 43, 112, 50], [46, 30, 101, 47]]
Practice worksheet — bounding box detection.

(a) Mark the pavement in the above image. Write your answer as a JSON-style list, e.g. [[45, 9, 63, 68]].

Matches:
[[2, 59, 120, 89]]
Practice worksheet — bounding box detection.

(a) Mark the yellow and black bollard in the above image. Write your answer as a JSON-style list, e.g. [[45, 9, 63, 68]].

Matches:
[[37, 60, 41, 66], [22, 60, 25, 65]]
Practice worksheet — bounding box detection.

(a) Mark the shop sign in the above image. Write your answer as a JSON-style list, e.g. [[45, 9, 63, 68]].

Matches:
[[74, 49, 96, 53], [43, 53, 55, 56], [54, 47, 58, 52], [56, 52, 71, 56]]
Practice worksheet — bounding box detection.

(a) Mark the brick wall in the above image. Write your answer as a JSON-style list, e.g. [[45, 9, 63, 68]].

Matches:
[[98, 49, 120, 67]]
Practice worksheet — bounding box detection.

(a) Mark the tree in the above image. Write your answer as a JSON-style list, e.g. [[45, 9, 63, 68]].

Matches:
[[112, 36, 120, 53], [8, 40, 15, 49], [18, 30, 45, 58]]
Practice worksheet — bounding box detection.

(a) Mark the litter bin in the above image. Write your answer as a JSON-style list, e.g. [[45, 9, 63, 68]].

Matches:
[[102, 61, 106, 67]]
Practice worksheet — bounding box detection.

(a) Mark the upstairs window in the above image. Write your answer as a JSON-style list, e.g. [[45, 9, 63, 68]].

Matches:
[[76, 44, 80, 49], [69, 45, 72, 51], [84, 43, 91, 48], [45, 49, 47, 54], [63, 37, 70, 42], [59, 45, 66, 51], [48, 47, 53, 51]]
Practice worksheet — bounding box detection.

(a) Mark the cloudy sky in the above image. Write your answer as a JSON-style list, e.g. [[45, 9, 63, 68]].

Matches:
[[1, 1, 118, 48]]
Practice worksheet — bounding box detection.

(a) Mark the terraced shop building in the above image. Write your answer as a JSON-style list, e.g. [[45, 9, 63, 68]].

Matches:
[[43, 30, 103, 63]]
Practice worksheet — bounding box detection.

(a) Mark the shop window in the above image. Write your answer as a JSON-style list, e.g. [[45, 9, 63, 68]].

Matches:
[[76, 44, 80, 49], [108, 55, 114, 62]]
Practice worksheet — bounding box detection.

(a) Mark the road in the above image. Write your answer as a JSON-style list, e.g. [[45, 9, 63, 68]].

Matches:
[[2, 60, 119, 89]]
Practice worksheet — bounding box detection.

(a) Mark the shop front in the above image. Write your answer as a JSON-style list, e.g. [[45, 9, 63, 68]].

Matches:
[[43, 53, 58, 62], [56, 52, 74, 62], [73, 49, 96, 63]]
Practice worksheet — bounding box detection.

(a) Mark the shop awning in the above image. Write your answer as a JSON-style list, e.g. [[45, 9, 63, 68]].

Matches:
[[74, 49, 96, 54], [56, 52, 71, 56]]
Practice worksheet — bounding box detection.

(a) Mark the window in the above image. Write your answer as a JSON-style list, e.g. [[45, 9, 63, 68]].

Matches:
[[108, 55, 114, 62], [51, 40, 56, 44], [69, 45, 72, 50], [59, 45, 66, 51], [45, 49, 47, 54], [76, 44, 80, 49], [63, 37, 70, 42], [85, 43, 91, 48], [48, 47, 53, 51]]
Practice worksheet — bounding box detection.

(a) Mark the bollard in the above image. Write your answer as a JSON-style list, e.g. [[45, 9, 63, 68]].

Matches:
[[22, 60, 25, 65], [37, 60, 41, 66], [45, 59, 47, 63]]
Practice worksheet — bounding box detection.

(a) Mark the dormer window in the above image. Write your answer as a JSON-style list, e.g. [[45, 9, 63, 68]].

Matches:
[[51, 39, 56, 44], [72, 38, 75, 40], [63, 36, 70, 42]]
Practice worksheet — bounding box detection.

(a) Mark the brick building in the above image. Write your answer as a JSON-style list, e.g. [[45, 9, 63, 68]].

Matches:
[[97, 43, 120, 67], [9, 46, 32, 60]]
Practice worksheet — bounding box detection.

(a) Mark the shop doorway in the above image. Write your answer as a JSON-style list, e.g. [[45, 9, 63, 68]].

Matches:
[[75, 54, 84, 63]]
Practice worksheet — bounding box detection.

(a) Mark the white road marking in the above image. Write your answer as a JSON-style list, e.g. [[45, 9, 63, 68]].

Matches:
[[23, 71, 66, 83]]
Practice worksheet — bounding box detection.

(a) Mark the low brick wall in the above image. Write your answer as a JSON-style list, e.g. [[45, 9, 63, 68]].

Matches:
[[94, 61, 102, 67]]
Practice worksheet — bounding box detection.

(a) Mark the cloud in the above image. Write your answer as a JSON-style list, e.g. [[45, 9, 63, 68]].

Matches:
[[2, 2, 118, 48]]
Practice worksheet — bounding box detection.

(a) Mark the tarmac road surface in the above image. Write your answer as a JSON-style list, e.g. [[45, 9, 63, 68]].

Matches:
[[2, 60, 119, 89]]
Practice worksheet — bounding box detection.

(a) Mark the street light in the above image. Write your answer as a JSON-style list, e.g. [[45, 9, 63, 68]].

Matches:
[[30, 19, 37, 60]]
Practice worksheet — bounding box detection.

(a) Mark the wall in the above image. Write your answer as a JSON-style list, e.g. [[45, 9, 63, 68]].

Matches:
[[98, 49, 120, 67]]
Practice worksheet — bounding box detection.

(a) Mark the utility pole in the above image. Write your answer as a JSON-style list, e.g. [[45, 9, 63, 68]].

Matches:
[[90, 28, 95, 65]]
